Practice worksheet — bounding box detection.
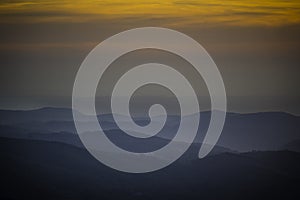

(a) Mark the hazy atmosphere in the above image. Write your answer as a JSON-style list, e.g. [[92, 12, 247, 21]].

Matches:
[[0, 0, 299, 114], [1, 1, 300, 199]]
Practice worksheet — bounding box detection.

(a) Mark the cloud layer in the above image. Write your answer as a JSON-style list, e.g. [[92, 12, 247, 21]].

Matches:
[[1, 0, 300, 26]]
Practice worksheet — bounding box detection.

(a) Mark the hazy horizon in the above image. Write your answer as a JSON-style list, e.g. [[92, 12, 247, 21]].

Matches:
[[0, 0, 299, 114]]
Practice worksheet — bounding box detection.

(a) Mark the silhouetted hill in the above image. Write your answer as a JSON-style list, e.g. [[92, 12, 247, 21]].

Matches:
[[1, 107, 299, 152], [281, 139, 300, 152], [0, 107, 73, 123], [0, 124, 234, 157], [218, 112, 300, 151], [0, 137, 299, 200]]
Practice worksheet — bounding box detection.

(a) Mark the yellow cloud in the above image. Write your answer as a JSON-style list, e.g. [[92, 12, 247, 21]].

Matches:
[[0, 0, 300, 26]]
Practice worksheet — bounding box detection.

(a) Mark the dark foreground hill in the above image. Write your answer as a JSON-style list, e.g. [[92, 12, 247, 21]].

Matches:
[[0, 137, 299, 200]]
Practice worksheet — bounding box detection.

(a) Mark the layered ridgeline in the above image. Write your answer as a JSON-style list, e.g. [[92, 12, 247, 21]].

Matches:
[[0, 137, 299, 199], [0, 107, 299, 199], [0, 107, 299, 153]]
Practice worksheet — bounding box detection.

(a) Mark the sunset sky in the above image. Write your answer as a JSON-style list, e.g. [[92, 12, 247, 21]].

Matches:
[[0, 0, 299, 114], [1, 0, 300, 26]]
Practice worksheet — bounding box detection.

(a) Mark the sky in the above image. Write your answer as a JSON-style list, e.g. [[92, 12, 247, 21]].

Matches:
[[0, 0, 299, 114]]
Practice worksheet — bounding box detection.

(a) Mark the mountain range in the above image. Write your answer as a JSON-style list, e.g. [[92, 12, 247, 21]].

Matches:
[[0, 107, 299, 152], [0, 107, 299, 199], [0, 137, 299, 200]]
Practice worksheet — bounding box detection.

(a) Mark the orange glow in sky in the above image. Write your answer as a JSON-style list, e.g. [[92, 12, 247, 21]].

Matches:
[[0, 0, 300, 26]]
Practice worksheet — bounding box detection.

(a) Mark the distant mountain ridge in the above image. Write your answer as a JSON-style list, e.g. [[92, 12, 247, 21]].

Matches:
[[282, 139, 300, 152], [1, 107, 298, 122], [0, 107, 299, 152]]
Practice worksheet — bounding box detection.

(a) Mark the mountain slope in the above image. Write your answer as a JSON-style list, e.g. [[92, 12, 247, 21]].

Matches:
[[0, 137, 299, 200]]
